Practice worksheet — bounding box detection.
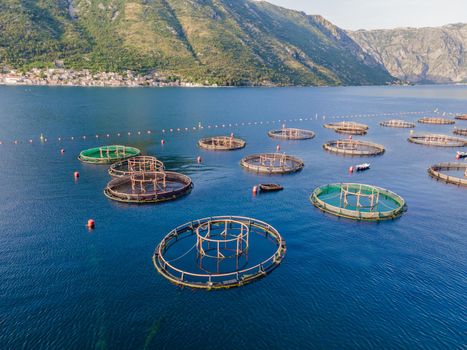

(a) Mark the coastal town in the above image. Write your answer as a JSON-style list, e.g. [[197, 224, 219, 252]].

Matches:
[[0, 67, 205, 88]]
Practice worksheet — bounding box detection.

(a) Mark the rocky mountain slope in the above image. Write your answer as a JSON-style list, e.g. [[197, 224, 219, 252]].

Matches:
[[0, 0, 393, 86], [349, 23, 467, 84]]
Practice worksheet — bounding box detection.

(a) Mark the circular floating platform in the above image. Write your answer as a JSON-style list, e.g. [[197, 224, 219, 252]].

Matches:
[[323, 139, 385, 156], [455, 114, 467, 121], [453, 128, 467, 136], [109, 156, 164, 177], [334, 127, 367, 135], [324, 122, 368, 135], [198, 136, 246, 151], [408, 134, 467, 147], [418, 117, 455, 125], [152, 216, 286, 289], [268, 128, 315, 140], [104, 171, 193, 204], [310, 183, 406, 221], [240, 153, 304, 174], [380, 119, 416, 128], [428, 163, 467, 187], [78, 145, 140, 164]]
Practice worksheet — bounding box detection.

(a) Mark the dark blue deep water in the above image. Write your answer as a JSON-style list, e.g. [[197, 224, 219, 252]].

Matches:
[[0, 85, 466, 349]]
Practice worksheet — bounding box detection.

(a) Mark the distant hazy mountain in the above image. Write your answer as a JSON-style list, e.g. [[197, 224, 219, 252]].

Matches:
[[349, 23, 467, 84], [0, 0, 394, 86]]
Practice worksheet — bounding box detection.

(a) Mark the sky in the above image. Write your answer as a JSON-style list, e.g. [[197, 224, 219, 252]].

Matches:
[[266, 0, 467, 30]]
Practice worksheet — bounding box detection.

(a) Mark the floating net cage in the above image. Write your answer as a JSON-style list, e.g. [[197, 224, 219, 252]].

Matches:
[[418, 117, 455, 125], [380, 119, 416, 128], [453, 128, 467, 136], [240, 153, 304, 174], [455, 114, 467, 121], [78, 145, 140, 164], [310, 183, 406, 221], [109, 156, 165, 177], [324, 122, 368, 135], [408, 134, 467, 147], [152, 216, 286, 289], [323, 139, 385, 156], [428, 163, 467, 187], [104, 170, 193, 204], [267, 128, 315, 140], [198, 136, 246, 151]]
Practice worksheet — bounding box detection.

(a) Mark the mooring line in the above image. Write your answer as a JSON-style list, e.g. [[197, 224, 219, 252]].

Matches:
[[0, 109, 449, 146]]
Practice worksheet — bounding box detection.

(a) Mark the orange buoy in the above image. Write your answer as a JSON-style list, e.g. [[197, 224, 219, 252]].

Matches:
[[60, 149, 65, 154], [252, 185, 258, 194], [197, 156, 202, 163], [349, 166, 354, 173], [161, 139, 165, 145], [456, 153, 460, 160], [87, 219, 95, 229], [74, 171, 80, 178]]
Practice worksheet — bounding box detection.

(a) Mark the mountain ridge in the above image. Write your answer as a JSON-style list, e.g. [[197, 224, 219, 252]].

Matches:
[[349, 23, 467, 84], [0, 0, 394, 86]]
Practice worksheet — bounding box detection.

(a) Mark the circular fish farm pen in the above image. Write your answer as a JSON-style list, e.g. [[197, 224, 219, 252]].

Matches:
[[323, 139, 385, 156], [267, 128, 315, 140], [198, 136, 246, 151], [380, 119, 416, 128], [408, 134, 467, 147], [455, 114, 467, 121], [310, 183, 406, 221], [428, 163, 467, 187], [152, 216, 286, 290], [453, 128, 467, 136], [324, 121, 368, 135], [78, 145, 140, 164], [240, 153, 304, 174], [109, 156, 165, 177], [104, 171, 193, 204], [418, 117, 455, 125]]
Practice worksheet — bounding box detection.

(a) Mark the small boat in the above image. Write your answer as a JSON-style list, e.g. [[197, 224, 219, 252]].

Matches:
[[259, 183, 284, 192], [355, 163, 371, 172], [456, 151, 467, 159]]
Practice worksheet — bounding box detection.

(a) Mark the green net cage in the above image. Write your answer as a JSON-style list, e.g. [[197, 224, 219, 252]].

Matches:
[[78, 145, 141, 164], [310, 183, 406, 221]]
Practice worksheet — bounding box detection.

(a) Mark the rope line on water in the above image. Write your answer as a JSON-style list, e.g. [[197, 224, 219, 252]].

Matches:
[[167, 242, 198, 263], [0, 109, 454, 146]]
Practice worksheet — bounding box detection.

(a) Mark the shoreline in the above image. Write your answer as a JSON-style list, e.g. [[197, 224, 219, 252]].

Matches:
[[0, 68, 415, 89]]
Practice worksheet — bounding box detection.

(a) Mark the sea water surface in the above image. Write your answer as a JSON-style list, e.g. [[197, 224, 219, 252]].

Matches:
[[0, 85, 465, 349]]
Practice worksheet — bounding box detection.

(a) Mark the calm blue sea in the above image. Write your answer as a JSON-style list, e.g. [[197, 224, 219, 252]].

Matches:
[[0, 85, 466, 349]]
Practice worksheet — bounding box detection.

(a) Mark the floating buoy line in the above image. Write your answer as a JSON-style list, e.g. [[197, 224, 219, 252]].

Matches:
[[0, 110, 443, 147]]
